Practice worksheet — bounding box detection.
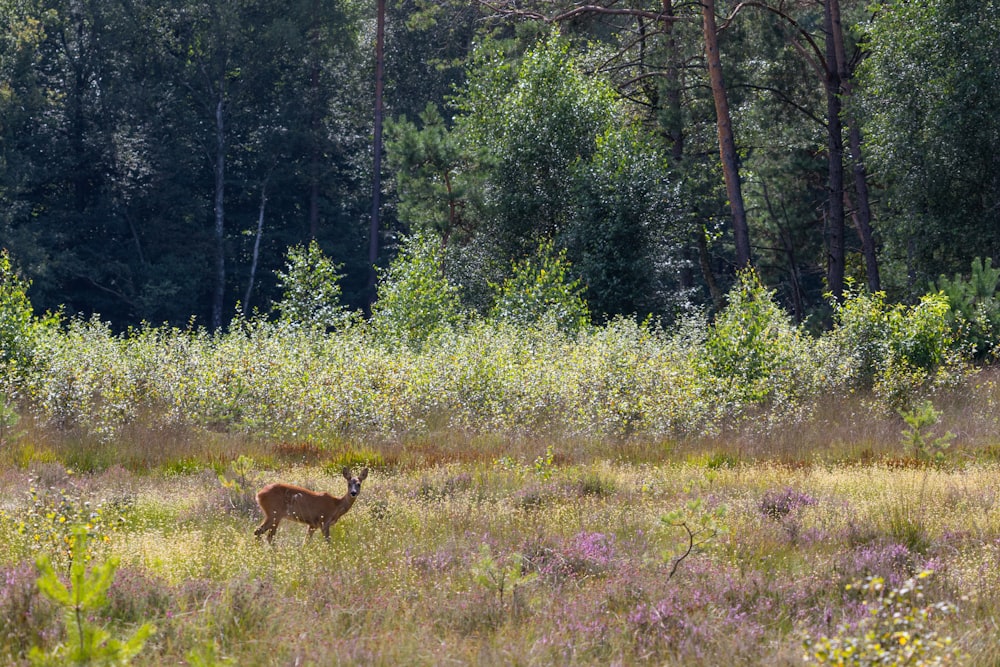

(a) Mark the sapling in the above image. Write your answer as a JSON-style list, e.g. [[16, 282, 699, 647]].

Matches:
[[661, 497, 727, 581], [901, 400, 954, 503], [0, 392, 23, 449], [30, 525, 154, 666], [472, 544, 537, 613], [217, 454, 261, 514], [900, 400, 955, 465]]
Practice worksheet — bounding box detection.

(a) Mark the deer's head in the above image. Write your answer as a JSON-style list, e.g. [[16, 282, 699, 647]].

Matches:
[[343, 467, 369, 497]]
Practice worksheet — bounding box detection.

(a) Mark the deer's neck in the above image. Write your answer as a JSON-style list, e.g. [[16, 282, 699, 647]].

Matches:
[[331, 493, 356, 517]]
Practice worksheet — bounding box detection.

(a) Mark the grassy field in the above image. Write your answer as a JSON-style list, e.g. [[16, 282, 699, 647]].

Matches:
[[3, 401, 1000, 666]]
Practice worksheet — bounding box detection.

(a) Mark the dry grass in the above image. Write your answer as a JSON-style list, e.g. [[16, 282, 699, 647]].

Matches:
[[4, 448, 1000, 665]]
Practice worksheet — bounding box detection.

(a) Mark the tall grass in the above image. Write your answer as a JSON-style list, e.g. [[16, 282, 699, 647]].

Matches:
[[3, 459, 1000, 665]]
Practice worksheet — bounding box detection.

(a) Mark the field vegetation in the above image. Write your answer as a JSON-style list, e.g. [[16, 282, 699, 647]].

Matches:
[[2, 250, 1000, 665]]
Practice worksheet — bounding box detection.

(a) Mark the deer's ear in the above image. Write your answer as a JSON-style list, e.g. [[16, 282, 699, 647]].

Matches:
[[359, 468, 369, 481], [342, 467, 351, 480]]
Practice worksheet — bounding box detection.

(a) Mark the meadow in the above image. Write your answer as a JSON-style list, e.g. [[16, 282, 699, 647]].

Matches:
[[4, 407, 1000, 666], [2, 270, 1000, 665]]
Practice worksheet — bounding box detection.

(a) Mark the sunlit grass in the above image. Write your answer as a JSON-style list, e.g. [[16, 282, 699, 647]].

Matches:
[[6, 445, 1000, 665]]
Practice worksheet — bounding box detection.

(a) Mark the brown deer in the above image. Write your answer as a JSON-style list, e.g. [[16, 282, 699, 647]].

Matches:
[[254, 467, 368, 543]]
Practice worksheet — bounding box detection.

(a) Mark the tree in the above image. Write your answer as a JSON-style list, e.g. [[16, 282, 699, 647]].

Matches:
[[273, 241, 353, 331], [477, 0, 753, 287], [370, 232, 464, 346], [857, 0, 1000, 294], [702, 0, 751, 269], [489, 239, 590, 332], [389, 31, 685, 320], [719, 0, 881, 307], [0, 0, 371, 328], [386, 103, 472, 244]]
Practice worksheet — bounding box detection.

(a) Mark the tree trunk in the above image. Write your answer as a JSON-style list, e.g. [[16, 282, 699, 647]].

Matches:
[[245, 174, 270, 310], [697, 227, 725, 310], [847, 123, 879, 292], [823, 0, 845, 302], [212, 95, 226, 330], [702, 0, 751, 269], [308, 0, 321, 240], [828, 0, 880, 292], [368, 0, 385, 309]]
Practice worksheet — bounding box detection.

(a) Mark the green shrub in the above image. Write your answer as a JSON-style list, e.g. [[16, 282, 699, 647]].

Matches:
[[701, 269, 818, 408], [932, 256, 1000, 361], [30, 526, 154, 666], [370, 233, 464, 347], [273, 241, 356, 331], [804, 571, 962, 666], [0, 249, 57, 386], [828, 286, 964, 405], [489, 239, 590, 333]]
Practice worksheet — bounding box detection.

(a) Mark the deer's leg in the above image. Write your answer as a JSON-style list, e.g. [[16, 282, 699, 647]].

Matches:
[[322, 520, 333, 542], [306, 526, 317, 541], [265, 518, 280, 543], [254, 515, 275, 539]]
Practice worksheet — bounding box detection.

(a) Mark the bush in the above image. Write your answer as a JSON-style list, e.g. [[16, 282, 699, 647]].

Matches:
[[489, 239, 590, 333], [827, 286, 965, 405], [273, 241, 355, 331], [804, 571, 962, 666], [0, 249, 56, 387], [932, 256, 1000, 362], [370, 233, 464, 347], [700, 269, 820, 410]]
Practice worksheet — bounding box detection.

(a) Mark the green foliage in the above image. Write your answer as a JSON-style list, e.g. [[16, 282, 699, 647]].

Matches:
[[532, 444, 556, 481], [457, 31, 617, 249], [489, 239, 590, 333], [858, 0, 1000, 290], [661, 497, 727, 581], [702, 269, 815, 406], [472, 543, 537, 612], [445, 30, 682, 319], [217, 455, 262, 515], [932, 257, 1000, 361], [17, 478, 121, 574], [30, 526, 154, 666], [273, 241, 354, 331], [804, 571, 962, 666], [0, 391, 23, 450], [325, 448, 386, 474], [185, 641, 234, 667], [385, 103, 473, 243], [0, 249, 54, 378], [899, 401, 955, 465], [828, 287, 961, 404], [8, 276, 981, 445], [370, 233, 464, 347], [565, 123, 683, 320]]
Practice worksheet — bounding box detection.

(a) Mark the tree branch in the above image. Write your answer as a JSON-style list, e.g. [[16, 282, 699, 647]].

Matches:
[[722, 1, 827, 72], [477, 0, 690, 25]]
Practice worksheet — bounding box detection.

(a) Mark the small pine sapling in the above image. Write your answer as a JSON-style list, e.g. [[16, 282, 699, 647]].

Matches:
[[30, 525, 154, 666]]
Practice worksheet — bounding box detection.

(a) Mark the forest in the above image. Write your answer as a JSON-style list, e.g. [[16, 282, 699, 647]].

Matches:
[[1, 0, 997, 329], [4, 1, 1000, 665]]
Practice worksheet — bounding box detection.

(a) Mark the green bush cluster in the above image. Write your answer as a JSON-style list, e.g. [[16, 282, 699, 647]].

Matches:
[[829, 285, 963, 408], [0, 249, 57, 390], [1, 237, 985, 444]]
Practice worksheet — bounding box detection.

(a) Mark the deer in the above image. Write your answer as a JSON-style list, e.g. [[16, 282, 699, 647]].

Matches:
[[254, 467, 368, 544]]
